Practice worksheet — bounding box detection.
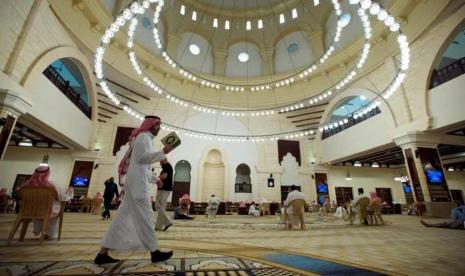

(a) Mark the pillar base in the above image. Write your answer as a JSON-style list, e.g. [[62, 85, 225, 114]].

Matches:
[[424, 201, 455, 218]]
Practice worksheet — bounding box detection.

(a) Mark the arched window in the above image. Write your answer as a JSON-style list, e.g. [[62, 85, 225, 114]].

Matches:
[[43, 58, 91, 118], [176, 32, 213, 74], [226, 42, 262, 77], [325, 1, 363, 50], [235, 163, 251, 193], [274, 31, 315, 73], [322, 95, 381, 139], [328, 96, 370, 122], [430, 26, 465, 88]]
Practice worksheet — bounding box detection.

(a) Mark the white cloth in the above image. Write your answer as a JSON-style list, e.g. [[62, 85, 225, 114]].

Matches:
[[206, 196, 221, 217], [283, 190, 305, 226], [249, 205, 260, 217], [101, 132, 165, 251], [33, 181, 66, 239], [155, 190, 172, 230], [284, 190, 305, 215], [334, 206, 347, 219]]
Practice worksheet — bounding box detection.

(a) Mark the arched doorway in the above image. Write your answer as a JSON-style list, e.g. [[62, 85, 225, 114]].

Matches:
[[235, 163, 252, 202], [202, 149, 225, 201], [235, 164, 251, 193], [172, 160, 191, 207]]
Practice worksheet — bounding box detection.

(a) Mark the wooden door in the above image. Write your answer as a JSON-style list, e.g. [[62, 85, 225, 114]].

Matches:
[[172, 160, 191, 206], [335, 187, 353, 205], [376, 188, 393, 204]]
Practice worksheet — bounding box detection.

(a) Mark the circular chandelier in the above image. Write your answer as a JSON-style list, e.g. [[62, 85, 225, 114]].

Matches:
[[94, 0, 411, 142]]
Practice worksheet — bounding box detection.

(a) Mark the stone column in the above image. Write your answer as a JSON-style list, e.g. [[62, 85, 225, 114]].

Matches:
[[213, 48, 227, 76], [308, 30, 325, 57], [166, 33, 183, 59], [260, 47, 275, 75], [395, 132, 455, 217], [0, 89, 32, 159]]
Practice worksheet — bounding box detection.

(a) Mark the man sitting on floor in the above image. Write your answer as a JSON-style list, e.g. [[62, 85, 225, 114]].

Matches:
[[248, 201, 260, 217], [421, 203, 465, 229]]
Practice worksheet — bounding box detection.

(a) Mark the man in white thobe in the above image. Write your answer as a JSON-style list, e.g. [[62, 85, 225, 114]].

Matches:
[[206, 194, 221, 218], [282, 185, 306, 226], [95, 116, 173, 265]]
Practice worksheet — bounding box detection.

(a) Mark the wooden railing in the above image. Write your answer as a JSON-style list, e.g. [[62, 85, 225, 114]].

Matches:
[[43, 65, 92, 119], [322, 107, 381, 139], [430, 56, 465, 89]]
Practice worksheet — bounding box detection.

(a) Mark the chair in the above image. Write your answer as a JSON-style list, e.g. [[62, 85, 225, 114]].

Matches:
[[57, 201, 66, 240], [260, 202, 271, 216], [91, 197, 103, 215], [7, 187, 57, 245], [284, 199, 306, 230], [367, 202, 384, 225], [80, 197, 92, 213]]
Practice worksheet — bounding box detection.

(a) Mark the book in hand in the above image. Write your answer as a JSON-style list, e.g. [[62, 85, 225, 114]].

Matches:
[[161, 131, 181, 149]]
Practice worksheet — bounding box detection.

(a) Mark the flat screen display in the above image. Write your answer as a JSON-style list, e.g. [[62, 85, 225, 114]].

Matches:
[[426, 170, 444, 183], [317, 183, 328, 193], [71, 176, 89, 187], [403, 184, 412, 193]]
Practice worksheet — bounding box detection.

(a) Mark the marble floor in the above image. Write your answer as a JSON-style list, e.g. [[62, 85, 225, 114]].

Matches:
[[0, 212, 464, 275]]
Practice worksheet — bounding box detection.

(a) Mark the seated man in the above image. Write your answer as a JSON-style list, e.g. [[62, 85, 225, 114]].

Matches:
[[174, 203, 194, 220], [282, 185, 306, 229], [248, 201, 260, 217], [421, 203, 465, 229], [205, 194, 221, 218], [20, 166, 66, 239], [350, 188, 369, 225]]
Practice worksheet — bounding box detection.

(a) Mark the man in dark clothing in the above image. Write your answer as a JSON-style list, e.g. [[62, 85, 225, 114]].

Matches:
[[102, 177, 119, 220], [155, 158, 173, 231]]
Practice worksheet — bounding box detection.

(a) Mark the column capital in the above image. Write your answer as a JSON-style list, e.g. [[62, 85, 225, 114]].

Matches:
[[0, 89, 32, 117], [213, 48, 227, 58], [394, 132, 441, 149]]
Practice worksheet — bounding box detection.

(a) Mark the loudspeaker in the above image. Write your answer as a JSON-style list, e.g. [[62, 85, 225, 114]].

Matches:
[[94, 163, 99, 170]]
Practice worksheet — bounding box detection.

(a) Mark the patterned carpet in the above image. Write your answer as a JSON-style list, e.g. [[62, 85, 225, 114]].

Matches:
[[1, 212, 464, 275], [0, 256, 299, 275]]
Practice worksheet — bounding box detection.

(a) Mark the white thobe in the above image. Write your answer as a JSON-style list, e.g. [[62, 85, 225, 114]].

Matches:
[[249, 205, 260, 217], [334, 206, 347, 219], [352, 194, 365, 214], [282, 190, 305, 225], [33, 182, 66, 238], [101, 132, 165, 252]]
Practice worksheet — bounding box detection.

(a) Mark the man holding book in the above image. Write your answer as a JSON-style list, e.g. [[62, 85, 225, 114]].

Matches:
[[95, 115, 177, 265]]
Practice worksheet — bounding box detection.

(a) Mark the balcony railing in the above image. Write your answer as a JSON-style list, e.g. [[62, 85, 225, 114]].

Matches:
[[43, 65, 92, 119], [322, 107, 381, 140], [430, 56, 465, 89]]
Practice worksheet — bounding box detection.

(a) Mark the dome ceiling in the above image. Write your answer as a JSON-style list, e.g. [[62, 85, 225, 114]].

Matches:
[[195, 0, 291, 9]]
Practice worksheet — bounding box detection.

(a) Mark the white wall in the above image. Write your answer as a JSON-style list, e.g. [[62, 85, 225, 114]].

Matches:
[[26, 74, 93, 149], [0, 147, 74, 193], [327, 166, 408, 204], [428, 74, 465, 129], [445, 171, 465, 193], [320, 114, 393, 163]]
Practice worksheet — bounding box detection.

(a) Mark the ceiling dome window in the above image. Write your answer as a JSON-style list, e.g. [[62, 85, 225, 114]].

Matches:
[[275, 31, 315, 74], [189, 44, 200, 55], [226, 42, 262, 77], [238, 52, 249, 63], [176, 32, 214, 74], [287, 43, 299, 54], [339, 13, 351, 27]]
